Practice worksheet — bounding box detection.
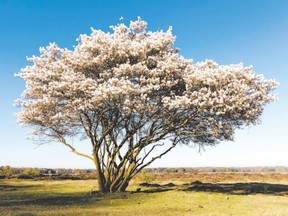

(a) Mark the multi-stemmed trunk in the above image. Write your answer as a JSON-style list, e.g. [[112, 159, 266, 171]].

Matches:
[[91, 139, 176, 193], [93, 156, 135, 193]]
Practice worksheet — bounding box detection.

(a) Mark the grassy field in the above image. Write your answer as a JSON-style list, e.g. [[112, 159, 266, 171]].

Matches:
[[1, 172, 288, 215]]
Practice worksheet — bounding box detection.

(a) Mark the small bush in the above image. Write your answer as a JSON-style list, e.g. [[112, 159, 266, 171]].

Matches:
[[136, 170, 156, 183], [22, 168, 41, 177], [0, 166, 13, 178]]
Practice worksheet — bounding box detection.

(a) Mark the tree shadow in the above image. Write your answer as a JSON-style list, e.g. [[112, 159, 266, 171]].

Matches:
[[0, 184, 131, 207], [136, 182, 176, 193], [0, 194, 95, 207], [0, 181, 97, 207], [135, 181, 288, 196], [0, 184, 37, 191], [182, 181, 288, 196]]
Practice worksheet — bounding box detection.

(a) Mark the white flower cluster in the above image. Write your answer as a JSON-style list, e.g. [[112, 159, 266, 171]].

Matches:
[[16, 18, 278, 144]]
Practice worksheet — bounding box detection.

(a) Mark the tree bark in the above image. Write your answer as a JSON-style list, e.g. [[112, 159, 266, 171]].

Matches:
[[93, 153, 108, 193]]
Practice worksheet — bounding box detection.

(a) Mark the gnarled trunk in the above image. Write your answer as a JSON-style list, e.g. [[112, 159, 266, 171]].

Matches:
[[93, 154, 109, 193], [93, 150, 133, 193]]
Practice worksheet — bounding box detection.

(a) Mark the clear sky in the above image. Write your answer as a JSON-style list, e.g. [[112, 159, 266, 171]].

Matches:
[[0, 0, 287, 169]]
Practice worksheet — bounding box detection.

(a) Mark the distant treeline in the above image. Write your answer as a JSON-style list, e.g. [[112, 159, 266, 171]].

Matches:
[[1, 166, 287, 179], [0, 165, 96, 179], [145, 166, 288, 173]]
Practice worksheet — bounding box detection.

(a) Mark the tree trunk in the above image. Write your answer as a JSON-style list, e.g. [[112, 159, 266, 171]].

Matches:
[[118, 180, 129, 192], [93, 161, 132, 193], [93, 155, 108, 193]]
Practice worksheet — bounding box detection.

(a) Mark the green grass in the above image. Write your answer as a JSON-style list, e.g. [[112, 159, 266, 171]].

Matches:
[[1, 173, 288, 215]]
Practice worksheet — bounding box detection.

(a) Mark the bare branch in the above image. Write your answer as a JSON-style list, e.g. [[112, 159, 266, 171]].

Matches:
[[58, 136, 94, 161]]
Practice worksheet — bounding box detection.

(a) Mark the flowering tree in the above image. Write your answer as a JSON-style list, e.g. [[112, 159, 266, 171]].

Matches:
[[17, 18, 277, 193]]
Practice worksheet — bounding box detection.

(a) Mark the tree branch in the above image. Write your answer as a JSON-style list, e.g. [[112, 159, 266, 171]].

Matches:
[[57, 136, 94, 161]]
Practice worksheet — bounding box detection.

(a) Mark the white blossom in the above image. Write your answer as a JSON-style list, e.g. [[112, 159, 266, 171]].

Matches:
[[17, 18, 278, 157]]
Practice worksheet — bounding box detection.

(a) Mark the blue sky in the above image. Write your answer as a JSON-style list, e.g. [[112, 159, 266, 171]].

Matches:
[[0, 0, 287, 169]]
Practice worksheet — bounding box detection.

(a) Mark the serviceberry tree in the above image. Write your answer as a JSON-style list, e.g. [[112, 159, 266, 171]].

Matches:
[[17, 18, 277, 193]]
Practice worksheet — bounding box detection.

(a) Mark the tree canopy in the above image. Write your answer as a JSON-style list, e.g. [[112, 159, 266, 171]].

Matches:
[[17, 18, 277, 192]]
